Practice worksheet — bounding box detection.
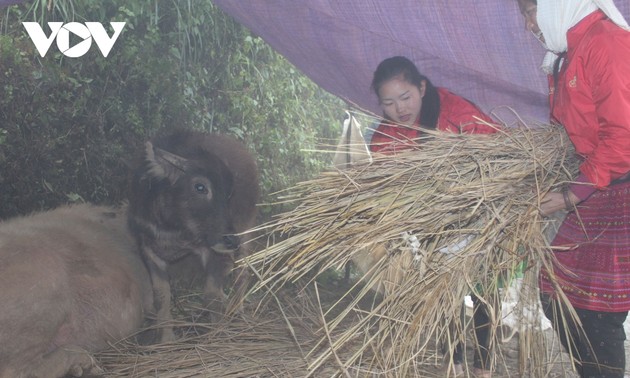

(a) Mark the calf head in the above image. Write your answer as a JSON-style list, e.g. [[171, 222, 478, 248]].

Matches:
[[141, 142, 240, 260], [128, 135, 244, 341]]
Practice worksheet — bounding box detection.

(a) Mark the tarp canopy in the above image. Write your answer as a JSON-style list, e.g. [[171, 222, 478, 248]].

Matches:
[[213, 1, 630, 123]]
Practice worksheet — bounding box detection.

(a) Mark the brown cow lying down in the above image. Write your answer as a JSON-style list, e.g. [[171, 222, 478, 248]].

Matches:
[[128, 129, 259, 342], [0, 204, 153, 378]]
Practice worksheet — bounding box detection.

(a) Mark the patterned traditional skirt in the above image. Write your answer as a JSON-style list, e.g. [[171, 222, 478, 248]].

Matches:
[[539, 181, 630, 312]]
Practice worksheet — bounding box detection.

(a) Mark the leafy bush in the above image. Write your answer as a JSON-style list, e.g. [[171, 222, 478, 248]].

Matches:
[[0, 0, 344, 220]]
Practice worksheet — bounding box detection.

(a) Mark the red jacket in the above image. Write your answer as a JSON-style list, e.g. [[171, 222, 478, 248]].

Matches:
[[370, 87, 496, 153], [550, 10, 630, 197]]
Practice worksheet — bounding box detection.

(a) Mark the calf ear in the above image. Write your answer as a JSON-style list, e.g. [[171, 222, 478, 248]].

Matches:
[[144, 141, 190, 183]]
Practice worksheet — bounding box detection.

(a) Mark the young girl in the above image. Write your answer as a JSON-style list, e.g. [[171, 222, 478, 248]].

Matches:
[[369, 56, 498, 377], [369, 56, 496, 153]]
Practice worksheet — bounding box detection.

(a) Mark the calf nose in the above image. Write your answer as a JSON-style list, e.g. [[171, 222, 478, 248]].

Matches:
[[223, 234, 240, 250]]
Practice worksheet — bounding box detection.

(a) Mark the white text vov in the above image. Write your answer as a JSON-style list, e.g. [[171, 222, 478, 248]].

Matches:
[[22, 22, 125, 58]]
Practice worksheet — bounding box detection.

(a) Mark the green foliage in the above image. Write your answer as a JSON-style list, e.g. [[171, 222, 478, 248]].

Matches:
[[0, 0, 344, 219], [215, 35, 342, 198]]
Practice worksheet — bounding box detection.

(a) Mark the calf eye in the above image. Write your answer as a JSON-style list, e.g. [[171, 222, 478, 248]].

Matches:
[[194, 183, 208, 194]]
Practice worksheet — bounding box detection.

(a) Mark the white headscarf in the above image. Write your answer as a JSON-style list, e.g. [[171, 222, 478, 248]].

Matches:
[[537, 0, 630, 73]]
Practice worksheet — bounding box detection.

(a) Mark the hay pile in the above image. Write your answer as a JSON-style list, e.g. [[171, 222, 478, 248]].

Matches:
[[94, 122, 580, 377], [96, 285, 407, 377], [95, 290, 322, 377], [243, 122, 580, 376]]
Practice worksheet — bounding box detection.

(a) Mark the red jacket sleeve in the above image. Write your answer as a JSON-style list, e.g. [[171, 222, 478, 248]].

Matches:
[[578, 32, 630, 187]]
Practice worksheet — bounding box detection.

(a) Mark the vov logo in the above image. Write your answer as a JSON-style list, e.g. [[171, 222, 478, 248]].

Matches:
[[22, 22, 126, 58]]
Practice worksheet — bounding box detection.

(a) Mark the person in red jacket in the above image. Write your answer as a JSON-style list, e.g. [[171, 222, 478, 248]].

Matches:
[[369, 56, 497, 377], [369, 56, 496, 154], [519, 0, 630, 377]]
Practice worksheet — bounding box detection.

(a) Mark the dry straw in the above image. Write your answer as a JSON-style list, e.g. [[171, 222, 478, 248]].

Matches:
[[95, 119, 581, 377], [243, 120, 580, 376], [95, 291, 327, 377]]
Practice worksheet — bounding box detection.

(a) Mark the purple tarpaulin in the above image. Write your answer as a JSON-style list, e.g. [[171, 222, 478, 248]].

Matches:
[[212, 1, 630, 123]]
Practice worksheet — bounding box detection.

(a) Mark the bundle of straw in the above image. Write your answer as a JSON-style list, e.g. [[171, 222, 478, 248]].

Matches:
[[243, 122, 580, 376]]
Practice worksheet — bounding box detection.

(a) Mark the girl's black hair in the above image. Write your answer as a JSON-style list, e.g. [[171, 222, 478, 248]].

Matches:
[[371, 56, 440, 129]]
